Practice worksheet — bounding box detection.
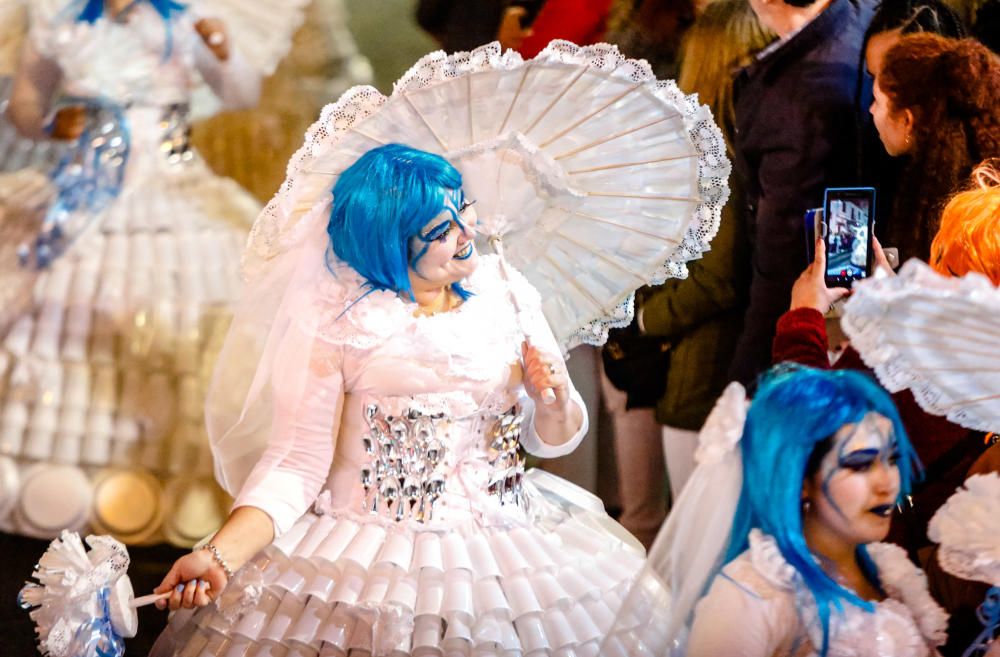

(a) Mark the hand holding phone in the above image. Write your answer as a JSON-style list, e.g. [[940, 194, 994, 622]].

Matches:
[[822, 187, 876, 287], [790, 238, 851, 315]]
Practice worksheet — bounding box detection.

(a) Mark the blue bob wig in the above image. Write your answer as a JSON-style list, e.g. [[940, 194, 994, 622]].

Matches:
[[327, 143, 471, 301], [74, 0, 186, 23], [725, 365, 920, 656]]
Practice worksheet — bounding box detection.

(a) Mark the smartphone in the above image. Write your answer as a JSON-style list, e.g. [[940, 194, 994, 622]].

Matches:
[[803, 207, 823, 265], [823, 187, 876, 288]]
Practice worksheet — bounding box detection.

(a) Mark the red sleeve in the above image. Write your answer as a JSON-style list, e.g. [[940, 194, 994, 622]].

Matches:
[[775, 311, 968, 467], [517, 0, 613, 58], [772, 308, 831, 369]]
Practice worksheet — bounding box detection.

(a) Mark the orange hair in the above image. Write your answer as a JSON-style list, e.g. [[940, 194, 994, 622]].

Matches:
[[930, 160, 1000, 285]]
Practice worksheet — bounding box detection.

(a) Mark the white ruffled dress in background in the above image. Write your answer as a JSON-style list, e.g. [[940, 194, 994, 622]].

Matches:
[[687, 530, 949, 657], [0, 3, 260, 545], [151, 255, 654, 657]]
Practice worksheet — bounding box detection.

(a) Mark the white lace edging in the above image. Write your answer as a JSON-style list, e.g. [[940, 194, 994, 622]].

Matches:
[[842, 260, 1000, 432], [928, 473, 1000, 588]]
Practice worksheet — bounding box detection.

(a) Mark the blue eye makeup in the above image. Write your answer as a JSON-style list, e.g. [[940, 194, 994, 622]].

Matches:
[[421, 220, 453, 242], [838, 448, 880, 472]]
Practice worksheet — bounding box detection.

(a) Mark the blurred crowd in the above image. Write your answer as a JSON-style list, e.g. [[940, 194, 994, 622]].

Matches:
[[417, 0, 999, 652], [0, 0, 997, 654]]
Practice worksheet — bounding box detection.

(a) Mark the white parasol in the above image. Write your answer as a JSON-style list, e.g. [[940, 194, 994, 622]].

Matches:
[[842, 259, 1000, 432], [247, 40, 730, 352]]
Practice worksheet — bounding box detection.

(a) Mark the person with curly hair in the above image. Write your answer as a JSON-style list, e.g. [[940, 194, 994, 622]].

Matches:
[[870, 33, 1000, 262]]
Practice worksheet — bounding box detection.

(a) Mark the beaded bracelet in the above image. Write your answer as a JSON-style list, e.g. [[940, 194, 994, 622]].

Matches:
[[201, 543, 234, 580]]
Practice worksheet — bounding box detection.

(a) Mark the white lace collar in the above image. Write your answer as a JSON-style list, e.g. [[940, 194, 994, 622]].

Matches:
[[293, 254, 536, 381], [746, 529, 948, 656]]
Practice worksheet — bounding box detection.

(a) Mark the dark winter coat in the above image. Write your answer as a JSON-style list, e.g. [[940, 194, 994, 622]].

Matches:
[[727, 0, 876, 385]]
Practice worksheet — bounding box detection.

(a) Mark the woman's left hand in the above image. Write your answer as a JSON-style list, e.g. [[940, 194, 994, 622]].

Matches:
[[790, 238, 850, 314], [521, 341, 570, 410], [194, 18, 230, 61]]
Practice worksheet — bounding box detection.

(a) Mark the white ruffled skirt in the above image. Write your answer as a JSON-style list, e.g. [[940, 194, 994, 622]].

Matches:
[[0, 129, 258, 544], [151, 471, 661, 657]]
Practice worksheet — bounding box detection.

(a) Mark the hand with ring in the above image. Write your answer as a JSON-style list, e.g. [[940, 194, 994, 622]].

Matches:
[[194, 18, 230, 61], [521, 341, 569, 409]]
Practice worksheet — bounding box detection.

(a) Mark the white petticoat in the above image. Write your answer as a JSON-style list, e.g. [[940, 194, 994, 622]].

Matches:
[[151, 471, 650, 657]]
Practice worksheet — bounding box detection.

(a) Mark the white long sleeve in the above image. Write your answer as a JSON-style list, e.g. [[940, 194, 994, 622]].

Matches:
[[233, 335, 344, 537]]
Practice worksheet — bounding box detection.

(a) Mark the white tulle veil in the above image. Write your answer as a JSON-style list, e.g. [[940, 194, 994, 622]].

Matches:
[[599, 382, 749, 655]]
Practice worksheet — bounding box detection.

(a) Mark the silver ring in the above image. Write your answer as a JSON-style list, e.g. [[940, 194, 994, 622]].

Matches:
[[547, 364, 557, 375]]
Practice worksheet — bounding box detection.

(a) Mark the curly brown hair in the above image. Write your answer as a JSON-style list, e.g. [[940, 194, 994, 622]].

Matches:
[[878, 34, 1000, 261]]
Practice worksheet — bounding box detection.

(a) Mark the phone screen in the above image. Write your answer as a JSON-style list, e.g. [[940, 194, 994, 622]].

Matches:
[[823, 187, 876, 287]]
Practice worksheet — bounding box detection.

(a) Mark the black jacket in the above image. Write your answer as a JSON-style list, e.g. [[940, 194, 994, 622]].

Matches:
[[727, 0, 876, 385]]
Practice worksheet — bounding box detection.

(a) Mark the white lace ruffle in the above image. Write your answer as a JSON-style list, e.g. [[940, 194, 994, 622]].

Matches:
[[842, 260, 1000, 432], [243, 39, 731, 353], [928, 473, 1000, 587], [292, 254, 531, 382], [867, 542, 949, 648], [744, 530, 946, 656]]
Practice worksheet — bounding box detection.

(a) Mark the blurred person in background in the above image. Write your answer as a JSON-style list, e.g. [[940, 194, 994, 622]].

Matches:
[[869, 34, 999, 263], [603, 0, 697, 78], [517, 0, 613, 58], [726, 0, 876, 385], [635, 0, 773, 506], [416, 0, 545, 52], [857, 0, 966, 247], [775, 160, 1000, 654]]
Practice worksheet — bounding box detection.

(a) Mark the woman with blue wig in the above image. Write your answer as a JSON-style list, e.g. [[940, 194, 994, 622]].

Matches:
[[0, 0, 263, 545], [679, 366, 949, 656], [141, 143, 664, 657]]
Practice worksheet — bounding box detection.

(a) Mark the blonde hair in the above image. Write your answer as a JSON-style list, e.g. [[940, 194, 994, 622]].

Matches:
[[931, 160, 1000, 285], [677, 0, 775, 146]]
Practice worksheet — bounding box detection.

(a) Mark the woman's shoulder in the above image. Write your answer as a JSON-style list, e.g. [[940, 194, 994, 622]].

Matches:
[[293, 261, 410, 350]]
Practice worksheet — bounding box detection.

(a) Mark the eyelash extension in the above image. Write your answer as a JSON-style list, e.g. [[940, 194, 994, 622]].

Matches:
[[459, 198, 477, 213]]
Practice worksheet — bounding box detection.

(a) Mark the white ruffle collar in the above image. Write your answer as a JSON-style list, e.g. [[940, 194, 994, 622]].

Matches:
[[293, 254, 538, 382], [746, 529, 948, 656]]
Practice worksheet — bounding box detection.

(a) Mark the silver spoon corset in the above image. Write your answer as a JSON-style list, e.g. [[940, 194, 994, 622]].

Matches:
[[358, 402, 526, 524]]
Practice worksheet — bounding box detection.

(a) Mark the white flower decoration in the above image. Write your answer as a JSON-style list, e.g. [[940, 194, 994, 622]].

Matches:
[[929, 473, 1000, 587]]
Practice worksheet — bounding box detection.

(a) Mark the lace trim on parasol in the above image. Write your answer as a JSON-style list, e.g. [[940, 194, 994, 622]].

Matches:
[[842, 260, 1000, 432]]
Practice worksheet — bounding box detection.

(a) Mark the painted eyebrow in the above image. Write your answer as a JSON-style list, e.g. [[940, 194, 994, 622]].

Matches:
[[420, 219, 452, 241], [839, 448, 881, 465]]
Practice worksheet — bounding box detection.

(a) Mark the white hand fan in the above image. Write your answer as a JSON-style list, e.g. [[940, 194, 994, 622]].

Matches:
[[842, 259, 1000, 432], [20, 531, 175, 657], [188, 0, 310, 76]]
